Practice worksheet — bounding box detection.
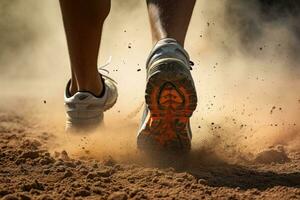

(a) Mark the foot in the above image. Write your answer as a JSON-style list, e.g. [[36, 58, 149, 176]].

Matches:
[[64, 75, 118, 132], [137, 38, 197, 154]]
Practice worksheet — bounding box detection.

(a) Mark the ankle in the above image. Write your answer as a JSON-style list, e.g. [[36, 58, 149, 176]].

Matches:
[[152, 37, 184, 47], [69, 81, 78, 96], [70, 74, 104, 97]]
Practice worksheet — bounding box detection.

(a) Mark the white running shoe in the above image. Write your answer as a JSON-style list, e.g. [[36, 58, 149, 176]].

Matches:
[[137, 38, 197, 153], [64, 75, 118, 132]]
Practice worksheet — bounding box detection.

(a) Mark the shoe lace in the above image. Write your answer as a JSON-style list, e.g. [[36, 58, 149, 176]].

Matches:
[[97, 56, 117, 85]]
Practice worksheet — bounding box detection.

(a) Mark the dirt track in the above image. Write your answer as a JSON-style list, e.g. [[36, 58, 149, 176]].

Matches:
[[0, 110, 299, 200]]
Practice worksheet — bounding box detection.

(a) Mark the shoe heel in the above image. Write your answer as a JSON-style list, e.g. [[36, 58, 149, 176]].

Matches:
[[138, 59, 197, 153]]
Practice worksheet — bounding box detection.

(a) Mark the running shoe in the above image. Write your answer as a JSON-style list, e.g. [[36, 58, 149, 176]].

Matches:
[[64, 75, 118, 132], [137, 38, 197, 153]]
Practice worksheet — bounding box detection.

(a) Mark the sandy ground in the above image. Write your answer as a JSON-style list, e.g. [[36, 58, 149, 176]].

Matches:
[[0, 105, 299, 200], [1, 1, 300, 199]]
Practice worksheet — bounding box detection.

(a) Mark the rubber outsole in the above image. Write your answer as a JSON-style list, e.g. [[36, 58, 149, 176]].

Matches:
[[137, 59, 197, 153]]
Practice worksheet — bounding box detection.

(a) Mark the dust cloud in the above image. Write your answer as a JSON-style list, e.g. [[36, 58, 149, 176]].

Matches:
[[188, 0, 300, 162], [0, 0, 299, 164]]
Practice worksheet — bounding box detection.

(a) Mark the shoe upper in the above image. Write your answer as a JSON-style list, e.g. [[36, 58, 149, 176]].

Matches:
[[64, 76, 118, 129], [146, 38, 191, 76]]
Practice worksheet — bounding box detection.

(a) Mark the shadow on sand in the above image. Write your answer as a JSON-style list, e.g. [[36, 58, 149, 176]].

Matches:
[[142, 148, 300, 190]]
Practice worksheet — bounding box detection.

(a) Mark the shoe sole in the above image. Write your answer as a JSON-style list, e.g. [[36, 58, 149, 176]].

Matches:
[[137, 58, 197, 153]]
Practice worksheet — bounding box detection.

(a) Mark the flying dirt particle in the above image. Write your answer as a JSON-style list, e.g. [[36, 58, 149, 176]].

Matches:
[[137, 69, 141, 72], [200, 34, 202, 38], [198, 126, 201, 129], [270, 106, 276, 114], [259, 47, 263, 51], [43, 100, 46, 104], [124, 30, 126, 32], [128, 43, 132, 49], [207, 22, 210, 26], [211, 122, 215, 125]]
